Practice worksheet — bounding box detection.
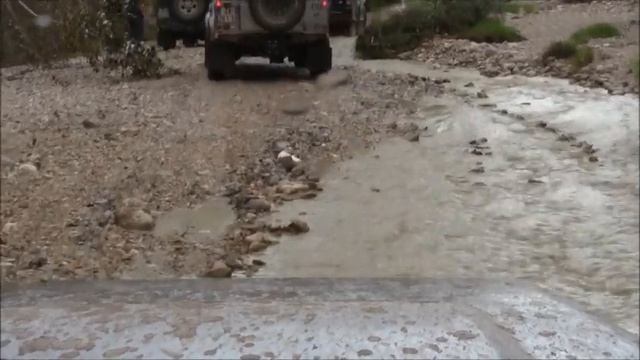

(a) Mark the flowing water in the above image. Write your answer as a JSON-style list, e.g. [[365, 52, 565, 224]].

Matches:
[[255, 37, 640, 334]]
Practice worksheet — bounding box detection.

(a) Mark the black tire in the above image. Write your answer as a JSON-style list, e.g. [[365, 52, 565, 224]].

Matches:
[[306, 39, 332, 77], [157, 29, 177, 50], [183, 37, 198, 47], [206, 41, 235, 80], [249, 0, 306, 33], [169, 0, 208, 22], [290, 47, 307, 68]]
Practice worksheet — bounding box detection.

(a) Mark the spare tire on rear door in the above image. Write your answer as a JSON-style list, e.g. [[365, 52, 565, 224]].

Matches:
[[249, 0, 306, 32], [170, 0, 208, 22]]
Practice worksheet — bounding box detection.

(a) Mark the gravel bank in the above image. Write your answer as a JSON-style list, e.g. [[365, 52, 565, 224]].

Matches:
[[0, 47, 443, 282], [409, 0, 639, 95]]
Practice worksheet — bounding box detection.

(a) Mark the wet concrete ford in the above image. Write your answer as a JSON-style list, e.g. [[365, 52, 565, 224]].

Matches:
[[1, 279, 639, 359]]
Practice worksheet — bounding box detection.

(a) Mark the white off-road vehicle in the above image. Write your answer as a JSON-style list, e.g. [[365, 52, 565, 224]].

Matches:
[[204, 0, 332, 80]]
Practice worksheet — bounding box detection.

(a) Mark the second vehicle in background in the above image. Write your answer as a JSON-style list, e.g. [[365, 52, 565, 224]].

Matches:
[[155, 0, 207, 50]]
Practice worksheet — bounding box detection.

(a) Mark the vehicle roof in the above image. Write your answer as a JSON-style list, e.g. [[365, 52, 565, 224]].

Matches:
[[1, 278, 638, 359]]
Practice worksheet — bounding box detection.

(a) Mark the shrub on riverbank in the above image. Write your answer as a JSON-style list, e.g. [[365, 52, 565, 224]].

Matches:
[[541, 22, 617, 71], [356, 0, 522, 59], [570, 23, 620, 44], [1, 0, 164, 79], [462, 18, 524, 43]]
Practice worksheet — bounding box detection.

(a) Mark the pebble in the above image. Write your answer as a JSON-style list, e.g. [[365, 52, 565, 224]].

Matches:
[[476, 90, 488, 99], [82, 119, 98, 129], [203, 261, 232, 278], [17, 163, 38, 176], [245, 198, 271, 212], [2, 222, 18, 234], [115, 209, 154, 231]]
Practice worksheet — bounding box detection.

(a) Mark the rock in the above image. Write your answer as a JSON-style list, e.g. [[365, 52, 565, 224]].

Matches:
[[450, 330, 478, 341], [2, 222, 18, 234], [404, 131, 420, 142], [528, 178, 545, 184], [81, 119, 98, 129], [464, 82, 475, 88], [470, 148, 484, 156], [469, 137, 488, 146], [252, 259, 266, 266], [287, 219, 309, 233], [224, 254, 244, 269], [245, 198, 271, 212], [476, 90, 488, 99], [247, 232, 274, 252], [281, 100, 311, 115], [557, 134, 575, 142], [270, 219, 310, 234], [248, 240, 269, 253], [115, 209, 154, 231], [203, 261, 232, 278], [289, 165, 306, 178], [17, 163, 38, 176], [588, 155, 599, 162], [277, 151, 301, 172], [276, 181, 311, 195], [470, 166, 485, 174]]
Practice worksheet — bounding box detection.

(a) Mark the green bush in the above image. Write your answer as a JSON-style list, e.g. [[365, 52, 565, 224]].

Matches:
[[356, 0, 434, 59], [543, 41, 578, 60], [570, 45, 594, 69], [462, 18, 524, 43], [356, 0, 499, 59], [570, 23, 620, 44]]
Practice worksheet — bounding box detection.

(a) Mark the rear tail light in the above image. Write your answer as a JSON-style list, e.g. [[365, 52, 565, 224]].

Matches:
[[215, 0, 222, 9], [321, 0, 329, 8]]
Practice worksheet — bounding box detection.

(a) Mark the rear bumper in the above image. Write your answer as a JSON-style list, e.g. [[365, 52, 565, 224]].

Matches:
[[157, 18, 205, 37]]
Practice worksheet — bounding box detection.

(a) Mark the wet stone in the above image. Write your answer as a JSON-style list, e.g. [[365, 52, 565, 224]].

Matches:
[[427, 344, 442, 353], [357, 349, 373, 357], [203, 261, 232, 278], [469, 137, 488, 146], [402, 347, 418, 355], [538, 330, 557, 337], [367, 336, 381, 342], [435, 336, 448, 343], [450, 330, 478, 341]]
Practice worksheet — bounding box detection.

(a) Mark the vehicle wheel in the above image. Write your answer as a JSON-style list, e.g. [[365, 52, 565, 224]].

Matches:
[[157, 29, 177, 50], [249, 0, 306, 33], [206, 41, 235, 80], [306, 39, 332, 77], [170, 0, 208, 22], [290, 47, 307, 68], [183, 37, 198, 48]]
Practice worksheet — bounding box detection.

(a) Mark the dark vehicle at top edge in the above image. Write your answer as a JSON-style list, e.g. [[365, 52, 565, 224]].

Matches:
[[155, 0, 208, 49], [329, 0, 368, 35]]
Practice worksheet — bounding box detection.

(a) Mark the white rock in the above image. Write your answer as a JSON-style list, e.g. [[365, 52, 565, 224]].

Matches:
[[17, 163, 38, 176], [2, 222, 18, 234]]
